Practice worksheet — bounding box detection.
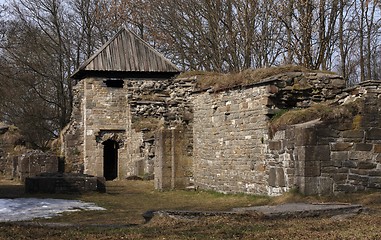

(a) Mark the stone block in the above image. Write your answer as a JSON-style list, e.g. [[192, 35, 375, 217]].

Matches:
[[316, 128, 339, 138], [342, 130, 364, 139], [311, 145, 331, 162], [330, 142, 353, 151], [294, 127, 317, 146], [331, 151, 348, 161], [342, 160, 357, 168], [299, 177, 320, 195], [350, 169, 371, 175], [321, 161, 334, 167], [376, 154, 381, 163], [267, 85, 279, 94], [304, 161, 321, 177], [369, 170, 381, 176], [335, 184, 356, 193], [355, 143, 373, 151], [348, 174, 369, 186], [357, 161, 377, 169], [268, 141, 282, 150], [332, 173, 348, 183], [268, 168, 276, 186], [349, 151, 373, 161], [276, 168, 286, 187], [318, 177, 334, 195], [367, 128, 381, 140], [329, 122, 353, 131], [368, 177, 381, 189], [317, 137, 336, 145], [374, 144, 381, 153], [321, 167, 338, 174]]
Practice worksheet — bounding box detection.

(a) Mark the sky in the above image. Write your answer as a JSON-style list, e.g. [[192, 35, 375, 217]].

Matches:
[[0, 198, 105, 222]]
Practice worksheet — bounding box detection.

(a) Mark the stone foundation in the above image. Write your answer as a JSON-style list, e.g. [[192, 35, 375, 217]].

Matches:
[[25, 173, 106, 194]]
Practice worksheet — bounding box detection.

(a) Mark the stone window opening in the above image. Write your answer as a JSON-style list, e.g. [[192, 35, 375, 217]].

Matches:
[[104, 79, 124, 88], [103, 139, 119, 180]]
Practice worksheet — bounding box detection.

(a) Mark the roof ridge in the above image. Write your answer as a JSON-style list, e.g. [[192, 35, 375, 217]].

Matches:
[[71, 26, 180, 79]]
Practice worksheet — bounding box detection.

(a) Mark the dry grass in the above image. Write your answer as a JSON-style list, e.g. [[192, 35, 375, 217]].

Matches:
[[1, 180, 381, 239], [270, 99, 364, 134], [179, 65, 337, 91]]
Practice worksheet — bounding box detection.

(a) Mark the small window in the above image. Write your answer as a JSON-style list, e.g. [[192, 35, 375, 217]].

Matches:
[[104, 79, 124, 88]]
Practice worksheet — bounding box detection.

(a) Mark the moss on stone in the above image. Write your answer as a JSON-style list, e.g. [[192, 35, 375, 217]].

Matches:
[[352, 115, 363, 130]]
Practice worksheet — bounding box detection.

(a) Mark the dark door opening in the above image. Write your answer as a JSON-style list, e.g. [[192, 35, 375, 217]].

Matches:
[[103, 139, 119, 180]]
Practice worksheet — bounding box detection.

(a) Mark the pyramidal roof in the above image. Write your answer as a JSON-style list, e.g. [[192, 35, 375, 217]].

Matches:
[[71, 26, 180, 79]]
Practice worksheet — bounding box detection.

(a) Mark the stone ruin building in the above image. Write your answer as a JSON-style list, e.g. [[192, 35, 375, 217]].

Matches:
[[24, 26, 381, 196]]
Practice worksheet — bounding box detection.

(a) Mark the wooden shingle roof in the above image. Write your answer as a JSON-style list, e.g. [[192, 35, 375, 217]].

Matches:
[[71, 26, 180, 79]]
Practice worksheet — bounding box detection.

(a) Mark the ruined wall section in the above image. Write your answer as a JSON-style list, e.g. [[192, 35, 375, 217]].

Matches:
[[268, 81, 381, 195], [61, 80, 85, 173], [193, 86, 271, 194], [62, 75, 195, 180], [126, 77, 195, 178], [154, 126, 193, 189], [192, 72, 346, 195], [0, 125, 26, 179], [267, 72, 345, 109]]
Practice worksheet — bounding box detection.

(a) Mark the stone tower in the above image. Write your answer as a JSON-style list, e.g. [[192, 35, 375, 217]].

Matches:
[[62, 26, 179, 180]]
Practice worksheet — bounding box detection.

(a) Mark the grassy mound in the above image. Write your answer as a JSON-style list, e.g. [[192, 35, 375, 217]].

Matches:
[[178, 65, 336, 91]]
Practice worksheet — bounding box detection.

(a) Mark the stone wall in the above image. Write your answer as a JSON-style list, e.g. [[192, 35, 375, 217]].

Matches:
[[154, 125, 193, 190], [62, 75, 195, 181], [0, 124, 27, 180], [266, 71, 345, 108], [25, 173, 105, 193], [268, 81, 381, 195], [61, 80, 85, 173], [192, 71, 346, 195], [17, 151, 59, 182], [193, 85, 270, 194], [84, 78, 131, 178]]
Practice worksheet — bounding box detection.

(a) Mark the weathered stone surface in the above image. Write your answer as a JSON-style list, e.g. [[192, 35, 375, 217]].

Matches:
[[268, 141, 282, 150], [342, 160, 357, 168], [368, 177, 381, 188], [154, 126, 193, 190], [25, 173, 105, 193], [357, 161, 377, 169], [355, 143, 373, 151], [330, 142, 353, 151], [304, 161, 321, 177], [374, 144, 381, 153], [342, 130, 364, 139], [367, 128, 381, 140], [331, 151, 349, 161], [268, 168, 276, 186], [59, 62, 381, 197], [17, 151, 59, 182], [335, 184, 357, 193]]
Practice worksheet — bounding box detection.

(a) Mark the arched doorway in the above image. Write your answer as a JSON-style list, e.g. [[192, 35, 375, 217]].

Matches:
[[103, 139, 119, 180]]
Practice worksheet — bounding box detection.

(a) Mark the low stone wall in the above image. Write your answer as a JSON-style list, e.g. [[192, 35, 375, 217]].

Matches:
[[25, 173, 105, 193], [18, 150, 59, 182], [0, 124, 26, 179]]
